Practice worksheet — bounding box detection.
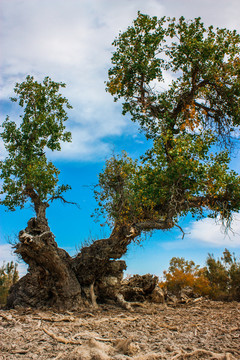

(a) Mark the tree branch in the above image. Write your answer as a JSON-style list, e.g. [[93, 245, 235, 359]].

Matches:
[[48, 195, 80, 209]]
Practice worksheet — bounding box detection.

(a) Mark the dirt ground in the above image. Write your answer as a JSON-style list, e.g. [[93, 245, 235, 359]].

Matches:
[[0, 299, 239, 360]]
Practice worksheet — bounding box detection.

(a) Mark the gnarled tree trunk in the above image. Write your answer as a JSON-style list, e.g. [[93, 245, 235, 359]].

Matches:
[[6, 219, 141, 310], [6, 214, 172, 310]]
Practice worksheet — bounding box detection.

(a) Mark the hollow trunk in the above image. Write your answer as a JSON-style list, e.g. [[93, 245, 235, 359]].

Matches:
[[6, 219, 139, 310]]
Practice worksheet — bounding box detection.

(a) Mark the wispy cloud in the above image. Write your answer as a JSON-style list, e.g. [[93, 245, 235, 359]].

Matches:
[[187, 214, 240, 247], [161, 214, 240, 251]]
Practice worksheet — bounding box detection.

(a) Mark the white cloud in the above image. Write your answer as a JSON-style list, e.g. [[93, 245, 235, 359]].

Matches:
[[162, 214, 240, 251], [1, 0, 239, 160], [0, 243, 27, 277], [186, 214, 240, 247], [1, 0, 164, 160]]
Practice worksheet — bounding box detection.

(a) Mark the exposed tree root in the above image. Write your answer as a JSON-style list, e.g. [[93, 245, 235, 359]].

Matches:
[[116, 293, 133, 310], [89, 282, 98, 308]]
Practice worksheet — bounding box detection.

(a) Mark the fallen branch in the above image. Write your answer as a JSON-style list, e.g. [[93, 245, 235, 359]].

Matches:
[[11, 349, 30, 354], [73, 333, 114, 342], [159, 323, 178, 331], [42, 327, 82, 345], [33, 315, 75, 322], [0, 312, 17, 323], [42, 327, 114, 345]]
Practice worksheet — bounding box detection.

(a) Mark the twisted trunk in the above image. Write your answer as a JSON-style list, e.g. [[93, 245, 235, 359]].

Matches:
[[6, 219, 143, 310], [25, 185, 49, 226]]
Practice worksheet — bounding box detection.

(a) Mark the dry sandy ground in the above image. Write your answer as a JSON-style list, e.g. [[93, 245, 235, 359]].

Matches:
[[0, 300, 239, 359]]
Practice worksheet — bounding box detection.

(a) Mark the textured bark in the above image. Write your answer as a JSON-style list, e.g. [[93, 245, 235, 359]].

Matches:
[[7, 218, 83, 310], [6, 219, 141, 310], [6, 214, 171, 310], [120, 274, 164, 303]]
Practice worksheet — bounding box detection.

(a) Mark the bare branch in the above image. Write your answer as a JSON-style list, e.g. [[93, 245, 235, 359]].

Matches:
[[48, 195, 80, 209]]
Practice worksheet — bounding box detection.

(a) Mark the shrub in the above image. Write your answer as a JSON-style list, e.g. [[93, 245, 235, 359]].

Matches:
[[0, 261, 19, 306], [161, 250, 240, 301], [160, 257, 211, 297], [205, 249, 240, 301]]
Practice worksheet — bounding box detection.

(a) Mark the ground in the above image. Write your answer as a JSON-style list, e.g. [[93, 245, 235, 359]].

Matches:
[[0, 300, 239, 359]]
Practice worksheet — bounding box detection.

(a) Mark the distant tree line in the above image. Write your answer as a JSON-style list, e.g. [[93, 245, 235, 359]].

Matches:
[[160, 249, 240, 301], [1, 249, 239, 306]]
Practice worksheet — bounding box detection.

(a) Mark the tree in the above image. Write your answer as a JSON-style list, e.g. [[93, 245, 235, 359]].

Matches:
[[159, 257, 211, 297], [97, 13, 240, 233], [160, 250, 240, 301], [1, 76, 137, 310], [0, 76, 85, 309], [205, 249, 240, 300], [0, 75, 72, 226], [2, 13, 240, 310]]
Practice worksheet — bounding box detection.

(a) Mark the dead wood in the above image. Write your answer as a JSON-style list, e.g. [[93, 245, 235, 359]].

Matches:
[[171, 348, 235, 359], [10, 349, 30, 355], [42, 327, 83, 345], [32, 315, 76, 322], [1, 301, 240, 359]]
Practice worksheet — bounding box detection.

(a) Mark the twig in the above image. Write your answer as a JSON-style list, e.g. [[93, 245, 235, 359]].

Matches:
[[48, 195, 80, 209], [54, 352, 64, 360], [11, 349, 30, 354], [174, 223, 190, 239], [42, 327, 82, 345], [33, 315, 75, 322], [223, 348, 240, 355], [73, 332, 114, 342], [159, 323, 178, 331], [42, 327, 114, 344], [192, 297, 204, 303], [230, 326, 239, 332]]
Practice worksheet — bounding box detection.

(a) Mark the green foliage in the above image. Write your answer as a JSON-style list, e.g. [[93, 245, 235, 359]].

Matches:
[[107, 13, 240, 139], [96, 130, 240, 228], [97, 13, 240, 231], [0, 261, 19, 306], [0, 76, 72, 219], [95, 152, 138, 226], [205, 249, 240, 300]]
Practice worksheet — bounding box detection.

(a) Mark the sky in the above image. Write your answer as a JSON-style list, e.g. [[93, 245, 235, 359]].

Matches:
[[1, 0, 240, 278]]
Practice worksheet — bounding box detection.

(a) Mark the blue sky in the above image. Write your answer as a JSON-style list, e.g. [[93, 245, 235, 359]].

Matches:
[[1, 0, 240, 278]]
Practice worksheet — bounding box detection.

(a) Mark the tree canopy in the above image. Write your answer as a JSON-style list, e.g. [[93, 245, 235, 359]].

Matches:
[[0, 76, 72, 223], [96, 13, 240, 234]]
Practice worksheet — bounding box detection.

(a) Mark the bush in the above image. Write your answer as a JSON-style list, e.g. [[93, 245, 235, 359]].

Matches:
[[0, 261, 19, 306], [205, 249, 240, 301], [160, 257, 211, 297], [160, 250, 240, 301]]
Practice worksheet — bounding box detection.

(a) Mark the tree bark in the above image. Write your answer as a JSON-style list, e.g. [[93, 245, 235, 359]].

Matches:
[[6, 219, 141, 310]]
